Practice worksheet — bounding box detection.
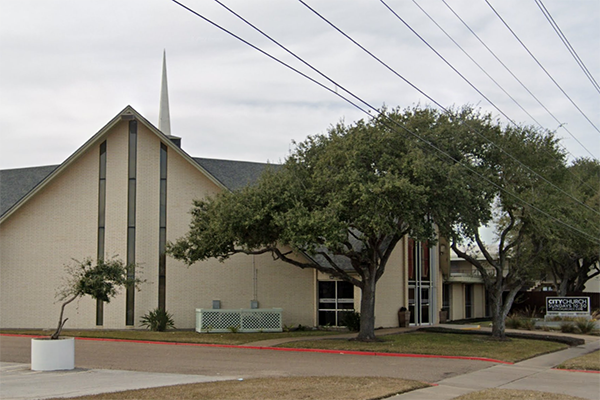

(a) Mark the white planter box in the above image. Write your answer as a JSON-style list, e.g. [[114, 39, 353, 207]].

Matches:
[[31, 337, 75, 371]]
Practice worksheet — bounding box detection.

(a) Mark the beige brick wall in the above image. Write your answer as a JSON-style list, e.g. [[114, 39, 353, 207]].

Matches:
[[164, 149, 315, 328], [2, 115, 450, 330], [374, 239, 406, 328], [0, 117, 317, 329], [0, 133, 102, 329]]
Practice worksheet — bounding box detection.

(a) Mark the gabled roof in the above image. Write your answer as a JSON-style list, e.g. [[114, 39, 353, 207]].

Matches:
[[0, 165, 59, 217], [194, 158, 277, 192], [0, 106, 276, 221]]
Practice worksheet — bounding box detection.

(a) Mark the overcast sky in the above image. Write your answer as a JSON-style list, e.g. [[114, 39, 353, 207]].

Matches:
[[1, 0, 598, 170]]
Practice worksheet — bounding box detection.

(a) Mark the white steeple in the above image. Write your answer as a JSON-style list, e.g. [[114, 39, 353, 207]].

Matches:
[[158, 50, 171, 136]]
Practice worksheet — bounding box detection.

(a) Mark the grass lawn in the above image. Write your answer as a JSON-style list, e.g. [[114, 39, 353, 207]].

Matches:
[[50, 379, 590, 400], [1, 329, 569, 363], [0, 328, 339, 345], [278, 331, 568, 363], [49, 377, 429, 400], [557, 349, 600, 371]]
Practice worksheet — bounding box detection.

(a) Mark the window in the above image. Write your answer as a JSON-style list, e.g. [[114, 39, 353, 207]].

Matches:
[[158, 143, 167, 310], [465, 284, 473, 319], [318, 281, 354, 326], [126, 120, 137, 325], [408, 238, 432, 325], [96, 141, 107, 325]]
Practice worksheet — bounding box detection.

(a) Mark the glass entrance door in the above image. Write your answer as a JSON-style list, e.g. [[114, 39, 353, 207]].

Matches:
[[408, 239, 432, 325]]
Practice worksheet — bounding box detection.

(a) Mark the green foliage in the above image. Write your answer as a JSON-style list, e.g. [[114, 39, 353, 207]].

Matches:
[[526, 159, 600, 295], [227, 325, 240, 333], [140, 308, 175, 332], [520, 318, 536, 331], [560, 321, 576, 333], [52, 257, 143, 339], [57, 257, 142, 303], [341, 312, 361, 332], [168, 105, 498, 341], [505, 314, 522, 329], [575, 318, 596, 334]]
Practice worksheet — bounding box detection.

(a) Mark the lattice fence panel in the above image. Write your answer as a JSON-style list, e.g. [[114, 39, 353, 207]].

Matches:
[[196, 309, 283, 333]]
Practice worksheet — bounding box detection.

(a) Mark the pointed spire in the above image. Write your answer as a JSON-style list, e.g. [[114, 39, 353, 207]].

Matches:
[[158, 50, 171, 136]]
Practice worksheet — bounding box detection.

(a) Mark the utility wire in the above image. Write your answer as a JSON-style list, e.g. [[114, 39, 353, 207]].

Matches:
[[418, 0, 597, 195], [378, 0, 519, 127], [412, 0, 545, 129], [535, 0, 600, 94], [169, 0, 600, 244], [485, 0, 600, 135], [301, 0, 599, 217], [441, 0, 598, 162]]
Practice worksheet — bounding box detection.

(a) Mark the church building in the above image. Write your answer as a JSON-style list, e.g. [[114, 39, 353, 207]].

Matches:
[[0, 55, 449, 331]]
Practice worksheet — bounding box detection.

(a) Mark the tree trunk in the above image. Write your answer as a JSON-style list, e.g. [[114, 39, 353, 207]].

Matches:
[[51, 294, 79, 340], [356, 275, 377, 341], [490, 284, 522, 340], [557, 278, 569, 297]]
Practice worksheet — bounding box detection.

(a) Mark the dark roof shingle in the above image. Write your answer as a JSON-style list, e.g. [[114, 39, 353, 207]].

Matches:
[[193, 157, 279, 191], [0, 165, 59, 217]]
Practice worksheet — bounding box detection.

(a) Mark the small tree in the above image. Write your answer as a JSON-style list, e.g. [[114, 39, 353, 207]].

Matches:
[[448, 124, 567, 339], [51, 257, 143, 339]]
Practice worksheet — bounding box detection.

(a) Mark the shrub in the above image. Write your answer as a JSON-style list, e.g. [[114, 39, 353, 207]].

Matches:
[[228, 325, 240, 333], [341, 312, 361, 332], [575, 318, 597, 335], [140, 308, 175, 331], [520, 306, 541, 319], [560, 321, 576, 333], [521, 318, 536, 331], [505, 314, 522, 329]]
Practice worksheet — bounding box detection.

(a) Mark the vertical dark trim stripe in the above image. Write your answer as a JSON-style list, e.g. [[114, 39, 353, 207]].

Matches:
[[96, 141, 107, 326], [158, 143, 168, 310], [126, 120, 137, 325]]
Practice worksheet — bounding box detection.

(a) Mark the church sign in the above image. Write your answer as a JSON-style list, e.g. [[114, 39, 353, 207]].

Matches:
[[545, 296, 590, 318]]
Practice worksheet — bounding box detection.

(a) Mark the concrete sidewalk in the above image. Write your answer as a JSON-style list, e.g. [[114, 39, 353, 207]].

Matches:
[[1, 362, 237, 400], [390, 339, 600, 400]]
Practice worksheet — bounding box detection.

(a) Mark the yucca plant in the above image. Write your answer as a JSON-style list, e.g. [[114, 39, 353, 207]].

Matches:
[[560, 321, 576, 333], [140, 308, 175, 331], [575, 318, 597, 335]]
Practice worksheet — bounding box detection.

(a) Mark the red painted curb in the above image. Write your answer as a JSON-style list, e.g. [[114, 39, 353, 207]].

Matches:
[[1, 333, 512, 364]]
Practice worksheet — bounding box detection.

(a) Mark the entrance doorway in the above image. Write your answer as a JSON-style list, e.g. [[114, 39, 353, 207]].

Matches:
[[408, 239, 432, 325]]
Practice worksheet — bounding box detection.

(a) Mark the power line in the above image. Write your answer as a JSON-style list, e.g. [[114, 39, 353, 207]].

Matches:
[[300, 0, 599, 217], [378, 0, 519, 127], [411, 0, 545, 130], [535, 0, 600, 94], [168, 0, 600, 244], [441, 0, 597, 162], [421, 0, 597, 194], [485, 0, 600, 135]]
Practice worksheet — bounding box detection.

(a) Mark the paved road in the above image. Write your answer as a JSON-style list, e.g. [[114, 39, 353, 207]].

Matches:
[[1, 332, 599, 400], [0, 335, 490, 381]]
